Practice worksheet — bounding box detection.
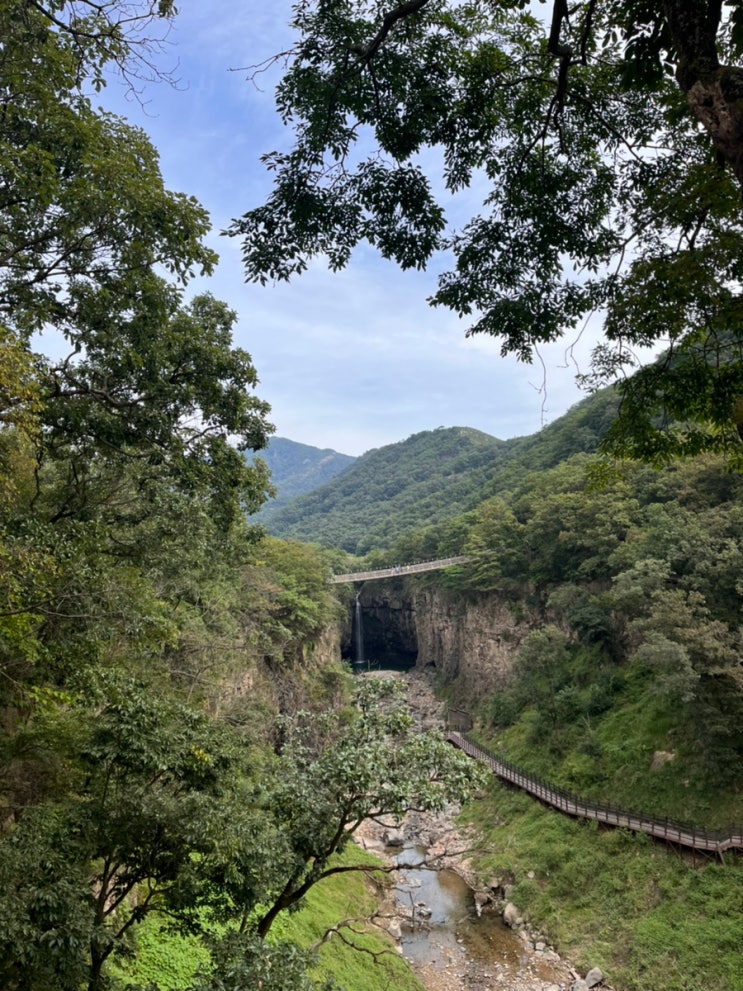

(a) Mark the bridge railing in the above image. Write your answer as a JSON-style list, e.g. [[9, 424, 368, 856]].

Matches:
[[329, 555, 469, 584], [447, 732, 743, 855]]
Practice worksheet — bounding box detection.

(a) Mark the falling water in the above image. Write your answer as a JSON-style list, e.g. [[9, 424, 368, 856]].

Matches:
[[354, 592, 365, 668]]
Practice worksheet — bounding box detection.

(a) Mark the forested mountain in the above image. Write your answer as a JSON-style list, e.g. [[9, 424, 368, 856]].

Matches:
[[265, 426, 505, 552], [248, 437, 356, 518], [265, 390, 619, 553]]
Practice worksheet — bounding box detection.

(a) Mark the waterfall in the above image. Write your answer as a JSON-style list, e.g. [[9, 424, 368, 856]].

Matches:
[[354, 591, 365, 668]]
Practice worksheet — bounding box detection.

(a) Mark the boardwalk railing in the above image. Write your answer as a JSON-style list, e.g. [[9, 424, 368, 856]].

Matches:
[[447, 732, 743, 856], [329, 556, 469, 584]]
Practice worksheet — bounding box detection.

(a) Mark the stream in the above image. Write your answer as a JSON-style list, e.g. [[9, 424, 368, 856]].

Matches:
[[355, 668, 576, 991], [394, 841, 526, 970]]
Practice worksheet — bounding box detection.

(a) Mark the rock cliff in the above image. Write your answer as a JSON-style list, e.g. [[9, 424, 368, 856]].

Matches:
[[352, 582, 539, 704]]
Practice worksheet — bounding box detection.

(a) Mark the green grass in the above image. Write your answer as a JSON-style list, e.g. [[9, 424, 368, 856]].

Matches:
[[481, 684, 743, 829], [277, 844, 425, 991], [465, 667, 743, 991], [111, 920, 211, 989], [460, 777, 743, 991]]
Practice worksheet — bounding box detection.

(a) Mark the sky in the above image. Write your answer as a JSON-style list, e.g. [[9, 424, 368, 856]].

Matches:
[[97, 0, 606, 458]]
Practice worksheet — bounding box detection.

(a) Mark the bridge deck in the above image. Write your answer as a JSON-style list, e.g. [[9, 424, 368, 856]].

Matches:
[[329, 556, 469, 584]]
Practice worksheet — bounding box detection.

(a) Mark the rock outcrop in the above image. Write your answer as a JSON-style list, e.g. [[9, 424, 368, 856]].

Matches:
[[411, 586, 538, 700]]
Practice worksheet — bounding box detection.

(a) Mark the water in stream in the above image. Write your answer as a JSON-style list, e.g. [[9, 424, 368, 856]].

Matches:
[[393, 842, 523, 972], [355, 668, 573, 990]]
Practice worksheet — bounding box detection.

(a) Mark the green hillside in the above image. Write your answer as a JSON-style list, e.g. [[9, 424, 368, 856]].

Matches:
[[265, 390, 620, 553], [264, 426, 506, 553], [248, 437, 356, 518]]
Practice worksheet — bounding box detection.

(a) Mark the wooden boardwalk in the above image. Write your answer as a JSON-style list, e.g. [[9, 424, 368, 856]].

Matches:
[[329, 556, 469, 584], [447, 732, 743, 856]]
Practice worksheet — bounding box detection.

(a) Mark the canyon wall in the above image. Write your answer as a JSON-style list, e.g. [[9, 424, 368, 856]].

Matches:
[[354, 582, 540, 705]]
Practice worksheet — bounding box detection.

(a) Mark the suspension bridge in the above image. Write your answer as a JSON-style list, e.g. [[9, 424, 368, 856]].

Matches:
[[329, 556, 470, 584]]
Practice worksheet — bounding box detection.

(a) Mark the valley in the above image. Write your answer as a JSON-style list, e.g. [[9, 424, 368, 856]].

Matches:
[[4, 396, 742, 991], [4, 4, 743, 990]]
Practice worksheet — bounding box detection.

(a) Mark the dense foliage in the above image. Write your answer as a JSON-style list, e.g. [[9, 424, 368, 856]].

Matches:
[[237, 0, 743, 462], [378, 451, 743, 807], [1, 4, 483, 989]]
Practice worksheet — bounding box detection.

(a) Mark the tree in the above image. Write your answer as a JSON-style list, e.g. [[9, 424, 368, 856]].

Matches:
[[1, 0, 209, 337], [188, 931, 338, 991], [0, 673, 251, 991], [610, 556, 737, 702], [235, 0, 743, 461], [510, 625, 575, 732], [35, 290, 272, 529], [203, 677, 485, 940], [1, 0, 273, 529]]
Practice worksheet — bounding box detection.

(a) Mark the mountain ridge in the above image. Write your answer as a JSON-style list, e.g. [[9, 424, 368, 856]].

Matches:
[[249, 437, 357, 518], [262, 390, 620, 553]]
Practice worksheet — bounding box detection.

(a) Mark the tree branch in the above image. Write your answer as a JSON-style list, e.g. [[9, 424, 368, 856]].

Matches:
[[309, 910, 399, 958], [350, 0, 432, 62], [547, 0, 573, 113]]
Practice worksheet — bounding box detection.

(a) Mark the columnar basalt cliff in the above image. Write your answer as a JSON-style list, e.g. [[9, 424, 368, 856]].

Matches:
[[347, 582, 539, 702], [410, 586, 538, 701]]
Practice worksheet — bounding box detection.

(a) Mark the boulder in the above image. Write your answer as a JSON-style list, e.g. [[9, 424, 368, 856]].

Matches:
[[415, 901, 432, 919], [383, 828, 405, 847], [502, 901, 521, 927], [585, 966, 605, 987]]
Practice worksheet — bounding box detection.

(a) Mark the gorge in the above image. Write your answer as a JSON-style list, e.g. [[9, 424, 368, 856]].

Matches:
[[328, 559, 743, 991], [342, 580, 534, 700], [354, 669, 579, 991]]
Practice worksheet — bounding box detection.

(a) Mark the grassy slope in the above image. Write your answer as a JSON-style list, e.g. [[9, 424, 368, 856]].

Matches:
[[461, 782, 743, 991], [276, 844, 424, 991], [114, 845, 423, 991], [477, 680, 743, 830], [458, 676, 743, 991]]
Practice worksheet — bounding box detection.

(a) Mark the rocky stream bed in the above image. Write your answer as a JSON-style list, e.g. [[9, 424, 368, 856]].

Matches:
[[354, 669, 610, 991]]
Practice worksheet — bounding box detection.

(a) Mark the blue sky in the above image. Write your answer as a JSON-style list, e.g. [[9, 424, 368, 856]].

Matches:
[[98, 1, 605, 457]]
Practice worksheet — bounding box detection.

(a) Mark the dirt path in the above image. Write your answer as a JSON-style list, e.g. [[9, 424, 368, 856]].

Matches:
[[355, 669, 577, 991]]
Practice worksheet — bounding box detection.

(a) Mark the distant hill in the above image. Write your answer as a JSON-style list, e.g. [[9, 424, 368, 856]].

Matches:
[[250, 438, 356, 518], [263, 426, 507, 553], [263, 389, 620, 553]]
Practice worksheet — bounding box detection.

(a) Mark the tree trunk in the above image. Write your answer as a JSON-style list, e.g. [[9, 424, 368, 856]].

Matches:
[[662, 0, 743, 191]]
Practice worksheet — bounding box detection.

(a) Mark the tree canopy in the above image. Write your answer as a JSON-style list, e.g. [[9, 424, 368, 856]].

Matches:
[[1, 0, 273, 528], [234, 0, 743, 462]]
